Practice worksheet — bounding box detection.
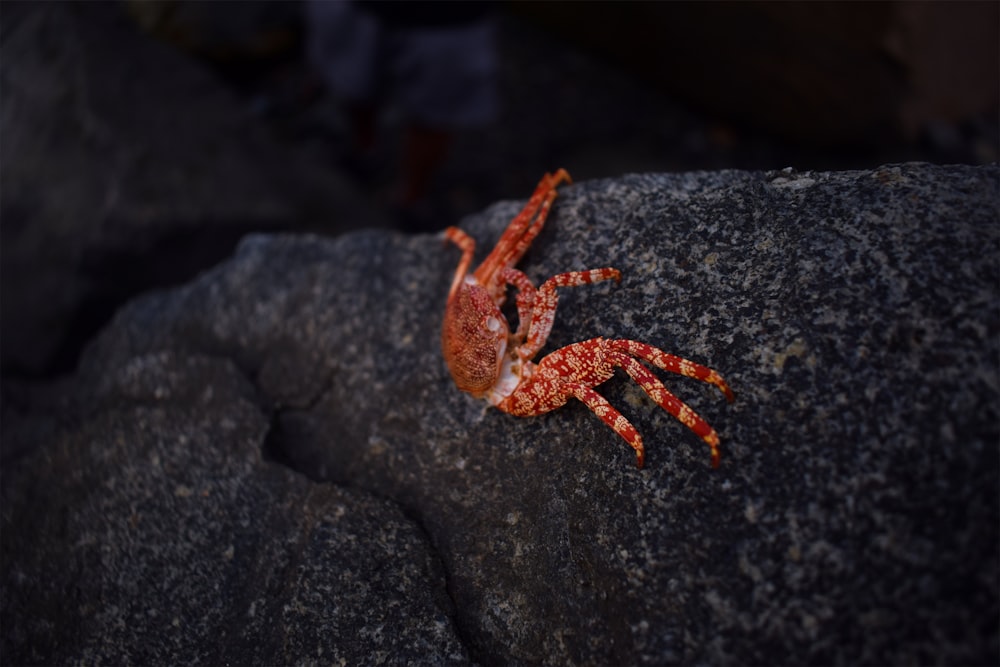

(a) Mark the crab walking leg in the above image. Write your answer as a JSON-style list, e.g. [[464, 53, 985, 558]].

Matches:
[[518, 268, 622, 363], [613, 340, 735, 403], [471, 185, 546, 286], [478, 183, 560, 288], [444, 226, 477, 298], [497, 267, 538, 344], [475, 170, 571, 286], [569, 384, 646, 468], [608, 349, 725, 468], [504, 170, 572, 267]]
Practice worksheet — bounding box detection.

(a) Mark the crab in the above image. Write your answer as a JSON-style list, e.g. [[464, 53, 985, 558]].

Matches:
[[442, 169, 734, 469]]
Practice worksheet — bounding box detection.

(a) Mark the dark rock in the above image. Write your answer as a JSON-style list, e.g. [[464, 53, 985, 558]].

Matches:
[[0, 2, 384, 377], [1, 352, 467, 665], [3, 163, 998, 664]]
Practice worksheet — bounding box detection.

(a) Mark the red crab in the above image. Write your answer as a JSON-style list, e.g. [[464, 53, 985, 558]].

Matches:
[[442, 169, 734, 468]]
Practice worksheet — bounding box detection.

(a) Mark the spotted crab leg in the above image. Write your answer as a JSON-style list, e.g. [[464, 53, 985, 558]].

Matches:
[[612, 340, 735, 403], [474, 170, 571, 291], [568, 383, 646, 468], [499, 336, 734, 468], [518, 268, 622, 363], [497, 267, 538, 345], [607, 348, 726, 468], [497, 266, 622, 362]]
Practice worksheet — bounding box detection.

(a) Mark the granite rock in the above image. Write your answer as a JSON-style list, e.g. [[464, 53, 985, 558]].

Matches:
[[1, 352, 467, 665], [3, 163, 998, 664]]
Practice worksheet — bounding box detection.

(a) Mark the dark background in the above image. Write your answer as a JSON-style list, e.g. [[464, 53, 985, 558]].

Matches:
[[150, 0, 997, 217]]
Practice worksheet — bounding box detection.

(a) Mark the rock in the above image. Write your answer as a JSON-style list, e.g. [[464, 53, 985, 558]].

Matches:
[[3, 163, 998, 664], [0, 3, 384, 377], [1, 352, 467, 665]]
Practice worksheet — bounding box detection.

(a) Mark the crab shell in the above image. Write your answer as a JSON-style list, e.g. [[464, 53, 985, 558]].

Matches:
[[441, 275, 509, 398]]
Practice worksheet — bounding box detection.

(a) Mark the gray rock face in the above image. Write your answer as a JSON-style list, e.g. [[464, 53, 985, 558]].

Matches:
[[2, 352, 466, 665], [3, 163, 998, 664]]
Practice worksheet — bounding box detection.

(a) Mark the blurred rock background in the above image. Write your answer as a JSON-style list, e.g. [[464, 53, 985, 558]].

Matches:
[[123, 1, 998, 208]]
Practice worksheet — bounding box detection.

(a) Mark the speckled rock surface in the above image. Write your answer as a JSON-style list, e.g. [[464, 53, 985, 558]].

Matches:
[[3, 163, 998, 665], [2, 352, 466, 665]]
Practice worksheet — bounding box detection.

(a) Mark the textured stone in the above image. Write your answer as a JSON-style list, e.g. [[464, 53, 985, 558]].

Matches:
[[2, 352, 466, 665], [3, 163, 998, 664]]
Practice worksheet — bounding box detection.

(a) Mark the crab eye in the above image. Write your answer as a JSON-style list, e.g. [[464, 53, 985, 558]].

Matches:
[[485, 316, 501, 332]]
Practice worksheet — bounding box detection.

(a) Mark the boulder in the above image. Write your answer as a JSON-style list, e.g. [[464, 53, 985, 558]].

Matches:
[[3, 163, 998, 664], [2, 353, 466, 665]]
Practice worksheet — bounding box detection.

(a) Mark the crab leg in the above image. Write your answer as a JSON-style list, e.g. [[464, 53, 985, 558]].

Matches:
[[612, 340, 735, 402], [495, 265, 619, 355], [568, 384, 646, 468], [608, 349, 724, 468], [500, 335, 732, 467], [518, 268, 622, 363], [474, 170, 571, 287], [497, 267, 538, 344], [504, 170, 571, 270]]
